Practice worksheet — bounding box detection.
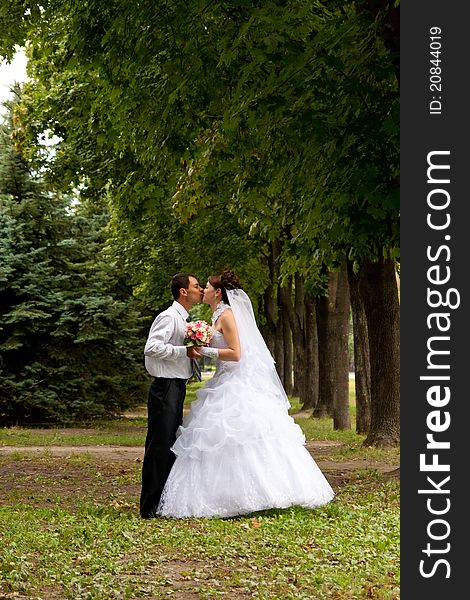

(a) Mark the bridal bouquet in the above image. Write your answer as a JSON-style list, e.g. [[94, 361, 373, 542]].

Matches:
[[184, 320, 214, 347]]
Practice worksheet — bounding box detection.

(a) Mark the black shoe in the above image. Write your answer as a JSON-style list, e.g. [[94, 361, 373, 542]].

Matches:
[[140, 508, 158, 519]]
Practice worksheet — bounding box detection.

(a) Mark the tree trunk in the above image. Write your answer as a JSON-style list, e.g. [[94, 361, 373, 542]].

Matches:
[[292, 340, 300, 397], [303, 291, 319, 410], [347, 258, 371, 435], [314, 294, 332, 418], [331, 262, 351, 430], [283, 275, 318, 409], [292, 277, 308, 407], [260, 241, 280, 359], [359, 257, 400, 447], [262, 282, 276, 356], [274, 308, 285, 384], [314, 266, 350, 430], [280, 289, 293, 395]]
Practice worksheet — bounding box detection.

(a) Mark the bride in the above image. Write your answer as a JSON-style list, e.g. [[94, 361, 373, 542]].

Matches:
[[157, 270, 334, 518]]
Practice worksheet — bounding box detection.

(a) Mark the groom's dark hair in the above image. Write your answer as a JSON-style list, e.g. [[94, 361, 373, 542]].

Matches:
[[171, 272, 196, 300]]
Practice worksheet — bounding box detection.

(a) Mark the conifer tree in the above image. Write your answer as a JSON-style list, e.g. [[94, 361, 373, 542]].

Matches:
[[0, 93, 147, 424]]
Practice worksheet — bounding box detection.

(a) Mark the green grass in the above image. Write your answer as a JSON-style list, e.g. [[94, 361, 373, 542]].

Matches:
[[184, 379, 207, 406], [0, 473, 399, 599], [0, 421, 147, 448], [0, 376, 399, 598]]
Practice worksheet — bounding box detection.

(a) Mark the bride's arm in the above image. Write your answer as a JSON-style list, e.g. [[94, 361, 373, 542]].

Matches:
[[197, 309, 241, 361], [216, 309, 241, 361]]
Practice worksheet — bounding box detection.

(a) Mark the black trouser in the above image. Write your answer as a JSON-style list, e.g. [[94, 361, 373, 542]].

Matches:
[[139, 377, 187, 518]]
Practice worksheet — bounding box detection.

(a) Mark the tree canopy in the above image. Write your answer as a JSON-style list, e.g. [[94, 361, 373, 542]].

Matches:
[[2, 0, 399, 286]]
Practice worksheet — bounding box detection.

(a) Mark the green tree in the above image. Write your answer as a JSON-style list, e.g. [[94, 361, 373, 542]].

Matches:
[[0, 94, 147, 424]]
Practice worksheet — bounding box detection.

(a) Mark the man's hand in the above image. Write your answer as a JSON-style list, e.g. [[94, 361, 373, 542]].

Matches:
[[186, 346, 202, 359]]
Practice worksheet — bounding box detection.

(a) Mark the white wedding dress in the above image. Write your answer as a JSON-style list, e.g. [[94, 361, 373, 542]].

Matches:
[[157, 294, 334, 518]]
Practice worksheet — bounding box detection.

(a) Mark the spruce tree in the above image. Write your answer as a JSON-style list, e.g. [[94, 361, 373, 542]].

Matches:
[[0, 95, 147, 424]]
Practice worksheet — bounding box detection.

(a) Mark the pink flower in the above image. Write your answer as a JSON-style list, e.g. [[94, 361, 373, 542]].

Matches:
[[184, 319, 213, 347]]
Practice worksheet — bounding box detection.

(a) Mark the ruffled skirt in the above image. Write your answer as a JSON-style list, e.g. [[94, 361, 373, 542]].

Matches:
[[157, 364, 335, 518]]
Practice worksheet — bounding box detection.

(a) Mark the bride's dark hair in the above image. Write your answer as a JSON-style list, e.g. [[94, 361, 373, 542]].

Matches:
[[208, 269, 242, 304]]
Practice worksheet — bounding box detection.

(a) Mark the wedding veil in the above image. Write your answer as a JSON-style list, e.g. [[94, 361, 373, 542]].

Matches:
[[227, 289, 290, 409]]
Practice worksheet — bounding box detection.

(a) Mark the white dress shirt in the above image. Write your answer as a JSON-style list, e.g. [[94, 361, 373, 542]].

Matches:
[[144, 301, 192, 379]]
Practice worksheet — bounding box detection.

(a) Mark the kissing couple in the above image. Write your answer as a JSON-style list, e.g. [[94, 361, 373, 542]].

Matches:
[[140, 270, 334, 519]]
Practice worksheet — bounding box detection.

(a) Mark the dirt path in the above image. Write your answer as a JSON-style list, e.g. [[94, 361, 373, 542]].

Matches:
[[0, 439, 399, 520], [0, 441, 398, 475]]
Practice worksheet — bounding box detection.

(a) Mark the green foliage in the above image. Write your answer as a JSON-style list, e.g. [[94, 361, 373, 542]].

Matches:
[[109, 201, 267, 313], [2, 0, 399, 295], [0, 1, 43, 61], [0, 97, 147, 424]]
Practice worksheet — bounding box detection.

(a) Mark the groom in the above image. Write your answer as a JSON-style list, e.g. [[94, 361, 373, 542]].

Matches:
[[140, 272, 203, 518]]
